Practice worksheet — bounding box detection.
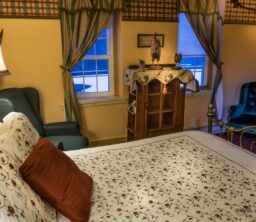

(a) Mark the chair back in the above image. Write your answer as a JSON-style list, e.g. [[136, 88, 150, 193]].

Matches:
[[0, 87, 45, 135], [241, 82, 256, 113], [0, 98, 14, 119]]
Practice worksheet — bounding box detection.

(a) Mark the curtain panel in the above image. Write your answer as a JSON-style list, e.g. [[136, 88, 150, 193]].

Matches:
[[59, 0, 125, 125], [60, 0, 125, 11], [177, 0, 224, 118]]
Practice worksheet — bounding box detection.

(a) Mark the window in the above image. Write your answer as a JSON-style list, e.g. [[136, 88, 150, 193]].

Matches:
[[71, 23, 114, 97], [178, 13, 209, 88]]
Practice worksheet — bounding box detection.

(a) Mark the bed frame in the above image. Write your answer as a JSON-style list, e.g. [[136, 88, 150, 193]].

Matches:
[[207, 103, 256, 151]]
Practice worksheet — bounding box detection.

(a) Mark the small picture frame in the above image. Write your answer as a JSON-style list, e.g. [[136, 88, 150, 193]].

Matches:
[[137, 34, 164, 48]]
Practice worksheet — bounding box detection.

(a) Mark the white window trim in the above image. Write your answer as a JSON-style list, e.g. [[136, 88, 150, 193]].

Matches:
[[76, 19, 114, 98], [180, 54, 209, 89], [186, 89, 212, 97], [178, 12, 211, 90], [78, 96, 127, 107]]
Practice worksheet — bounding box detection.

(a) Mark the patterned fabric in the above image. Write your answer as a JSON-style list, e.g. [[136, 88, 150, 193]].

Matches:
[[0, 0, 59, 18], [122, 0, 178, 22], [0, 149, 57, 222], [0, 112, 39, 164], [224, 0, 256, 25], [68, 134, 256, 222], [19, 137, 93, 222], [124, 68, 196, 92], [0, 113, 56, 221], [59, 0, 125, 124]]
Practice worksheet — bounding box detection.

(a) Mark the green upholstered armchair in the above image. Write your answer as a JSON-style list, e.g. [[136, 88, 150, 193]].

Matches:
[[0, 87, 89, 150], [228, 81, 256, 134]]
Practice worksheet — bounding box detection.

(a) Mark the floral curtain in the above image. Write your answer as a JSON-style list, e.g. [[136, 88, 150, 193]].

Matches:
[[59, 0, 125, 124], [177, 0, 224, 119]]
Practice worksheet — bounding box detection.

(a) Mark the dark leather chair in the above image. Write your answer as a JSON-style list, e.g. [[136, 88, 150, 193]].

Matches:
[[0, 87, 89, 150], [228, 82, 256, 133]]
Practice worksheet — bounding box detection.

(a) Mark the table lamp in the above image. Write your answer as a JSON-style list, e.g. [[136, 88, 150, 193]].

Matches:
[[0, 29, 10, 77]]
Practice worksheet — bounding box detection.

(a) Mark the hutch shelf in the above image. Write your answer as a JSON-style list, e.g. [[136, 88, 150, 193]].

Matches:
[[125, 66, 195, 142], [127, 78, 187, 141]]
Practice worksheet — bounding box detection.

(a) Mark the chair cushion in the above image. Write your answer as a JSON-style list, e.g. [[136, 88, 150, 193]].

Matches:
[[242, 82, 256, 112], [230, 114, 256, 125], [19, 137, 93, 222], [47, 135, 89, 151]]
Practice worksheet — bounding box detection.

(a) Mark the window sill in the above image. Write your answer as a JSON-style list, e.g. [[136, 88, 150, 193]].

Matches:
[[186, 89, 212, 97], [78, 96, 127, 107]]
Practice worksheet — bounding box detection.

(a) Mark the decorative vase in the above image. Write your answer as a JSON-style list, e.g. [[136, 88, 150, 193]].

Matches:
[[174, 53, 182, 64]]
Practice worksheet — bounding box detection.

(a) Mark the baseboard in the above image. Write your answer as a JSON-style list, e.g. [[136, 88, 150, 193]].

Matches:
[[89, 137, 127, 148], [184, 125, 222, 134]]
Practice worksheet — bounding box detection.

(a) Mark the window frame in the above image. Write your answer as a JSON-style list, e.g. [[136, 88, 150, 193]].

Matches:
[[178, 13, 211, 90], [74, 21, 114, 98], [179, 54, 211, 89]]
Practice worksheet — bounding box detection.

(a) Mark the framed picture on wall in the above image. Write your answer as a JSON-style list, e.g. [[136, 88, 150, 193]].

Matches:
[[137, 34, 164, 48]]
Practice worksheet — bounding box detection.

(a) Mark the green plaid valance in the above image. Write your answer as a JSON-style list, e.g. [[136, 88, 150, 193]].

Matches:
[[122, 0, 178, 22], [224, 0, 256, 24], [0, 0, 59, 18]]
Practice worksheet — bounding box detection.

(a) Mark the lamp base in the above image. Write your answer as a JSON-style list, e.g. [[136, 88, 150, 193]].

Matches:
[[0, 69, 10, 77]]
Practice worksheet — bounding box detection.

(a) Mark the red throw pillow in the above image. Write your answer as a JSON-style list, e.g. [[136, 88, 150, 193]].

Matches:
[[19, 137, 93, 222]]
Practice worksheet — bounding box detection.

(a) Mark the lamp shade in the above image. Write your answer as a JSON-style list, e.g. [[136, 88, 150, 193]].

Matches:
[[0, 29, 10, 77]]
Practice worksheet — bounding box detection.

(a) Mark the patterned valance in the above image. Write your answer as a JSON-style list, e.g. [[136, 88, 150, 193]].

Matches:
[[224, 0, 256, 24], [0, 0, 59, 18], [122, 0, 178, 22], [2, 0, 256, 25]]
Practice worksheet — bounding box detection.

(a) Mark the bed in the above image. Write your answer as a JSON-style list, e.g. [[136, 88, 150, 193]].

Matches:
[[59, 130, 256, 222], [1, 112, 256, 222]]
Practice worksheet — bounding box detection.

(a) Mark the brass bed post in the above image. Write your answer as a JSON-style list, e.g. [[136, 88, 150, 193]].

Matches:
[[207, 103, 233, 140], [207, 103, 215, 134], [207, 104, 256, 150], [226, 126, 234, 143]]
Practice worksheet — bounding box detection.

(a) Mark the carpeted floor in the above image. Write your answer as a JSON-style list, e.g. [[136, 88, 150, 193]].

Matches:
[[215, 132, 256, 154]]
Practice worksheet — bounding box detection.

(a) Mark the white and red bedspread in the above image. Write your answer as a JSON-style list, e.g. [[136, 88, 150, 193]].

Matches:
[[59, 131, 256, 222]]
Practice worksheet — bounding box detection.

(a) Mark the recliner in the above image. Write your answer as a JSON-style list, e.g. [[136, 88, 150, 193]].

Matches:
[[0, 87, 89, 150], [228, 81, 256, 132]]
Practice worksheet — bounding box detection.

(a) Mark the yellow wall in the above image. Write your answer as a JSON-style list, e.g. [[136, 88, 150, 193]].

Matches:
[[121, 21, 178, 68], [80, 103, 127, 141], [184, 93, 210, 129], [4, 17, 255, 142], [221, 24, 256, 119], [0, 19, 64, 122]]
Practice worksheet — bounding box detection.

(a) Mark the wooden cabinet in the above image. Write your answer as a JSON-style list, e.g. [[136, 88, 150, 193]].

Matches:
[[127, 78, 186, 141]]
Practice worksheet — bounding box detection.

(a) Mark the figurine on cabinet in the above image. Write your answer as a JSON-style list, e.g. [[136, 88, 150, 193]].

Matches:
[[138, 59, 145, 71], [151, 33, 161, 64]]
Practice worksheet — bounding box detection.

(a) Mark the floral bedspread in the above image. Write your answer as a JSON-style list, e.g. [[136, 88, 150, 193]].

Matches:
[[71, 135, 256, 222]]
